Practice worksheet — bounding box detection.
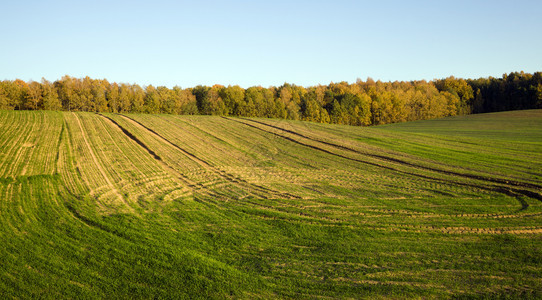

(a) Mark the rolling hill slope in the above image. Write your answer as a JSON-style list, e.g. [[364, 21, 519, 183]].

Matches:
[[1, 109, 541, 298]]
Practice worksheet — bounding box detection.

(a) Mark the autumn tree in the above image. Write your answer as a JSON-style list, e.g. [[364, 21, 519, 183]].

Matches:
[[207, 85, 227, 115], [107, 83, 120, 112], [261, 87, 277, 117], [118, 83, 132, 113], [131, 84, 145, 113], [41, 78, 62, 111], [25, 81, 42, 110], [277, 83, 302, 120], [78, 76, 94, 111], [12, 79, 29, 110], [171, 86, 198, 114], [0, 81, 16, 110], [144, 85, 160, 114], [55, 75, 75, 111], [91, 79, 108, 112], [2, 73, 541, 126], [435, 77, 474, 115]]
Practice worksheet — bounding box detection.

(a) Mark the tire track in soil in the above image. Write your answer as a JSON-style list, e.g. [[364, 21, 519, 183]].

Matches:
[[97, 114, 214, 199], [72, 113, 132, 211], [242, 118, 542, 191], [114, 114, 300, 200], [226, 117, 541, 206]]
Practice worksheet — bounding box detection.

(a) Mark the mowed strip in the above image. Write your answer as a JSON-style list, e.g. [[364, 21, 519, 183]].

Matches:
[[73, 113, 123, 200], [123, 114, 400, 198], [0, 110, 541, 298], [0, 111, 62, 178], [231, 117, 542, 203], [63, 113, 191, 213], [108, 113, 298, 200], [116, 114, 542, 234]]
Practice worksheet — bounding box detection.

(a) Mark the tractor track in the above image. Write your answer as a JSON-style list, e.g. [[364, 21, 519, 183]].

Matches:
[[226, 117, 542, 205], [241, 118, 542, 191], [72, 113, 130, 210], [105, 114, 300, 200], [98, 114, 217, 199]]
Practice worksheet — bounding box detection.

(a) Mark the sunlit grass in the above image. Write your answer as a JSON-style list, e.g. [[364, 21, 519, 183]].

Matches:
[[1, 110, 541, 298]]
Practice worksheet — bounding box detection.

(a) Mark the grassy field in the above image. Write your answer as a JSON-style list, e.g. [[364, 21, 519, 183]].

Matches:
[[1, 109, 541, 298]]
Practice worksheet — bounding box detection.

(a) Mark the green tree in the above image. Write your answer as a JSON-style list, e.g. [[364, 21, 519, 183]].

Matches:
[[192, 85, 211, 115], [330, 100, 348, 124], [301, 93, 330, 123], [220, 85, 245, 115]]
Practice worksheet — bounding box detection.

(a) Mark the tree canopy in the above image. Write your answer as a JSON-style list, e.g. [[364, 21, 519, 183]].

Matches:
[[1, 72, 540, 126]]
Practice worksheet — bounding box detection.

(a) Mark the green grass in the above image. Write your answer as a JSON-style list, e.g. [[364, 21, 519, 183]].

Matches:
[[1, 109, 541, 298]]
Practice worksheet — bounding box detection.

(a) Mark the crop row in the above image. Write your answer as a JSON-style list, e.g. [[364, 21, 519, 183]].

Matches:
[[1, 110, 541, 298]]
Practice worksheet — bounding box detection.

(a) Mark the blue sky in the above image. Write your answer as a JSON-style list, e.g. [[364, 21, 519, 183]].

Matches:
[[1, 0, 541, 88]]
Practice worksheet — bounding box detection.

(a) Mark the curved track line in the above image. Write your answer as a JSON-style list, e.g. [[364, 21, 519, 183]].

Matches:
[[115, 114, 300, 200], [226, 117, 540, 205], [72, 113, 129, 210], [241, 118, 542, 191], [98, 114, 278, 201], [97, 114, 201, 193]]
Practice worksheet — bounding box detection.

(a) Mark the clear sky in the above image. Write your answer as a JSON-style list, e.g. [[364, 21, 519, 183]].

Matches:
[[1, 0, 541, 88]]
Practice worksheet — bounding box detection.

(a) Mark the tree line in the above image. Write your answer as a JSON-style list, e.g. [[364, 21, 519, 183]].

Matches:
[[1, 72, 540, 126]]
